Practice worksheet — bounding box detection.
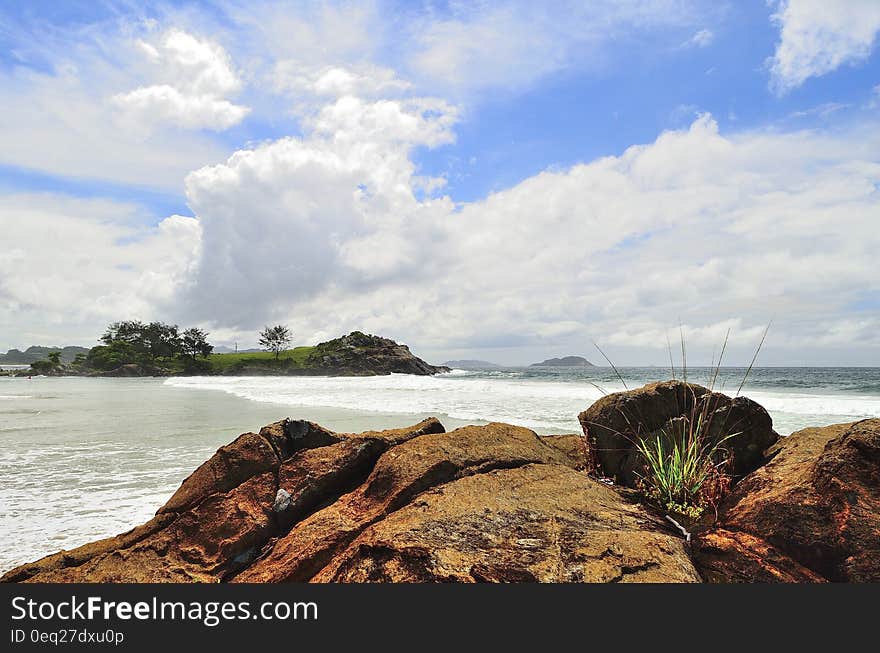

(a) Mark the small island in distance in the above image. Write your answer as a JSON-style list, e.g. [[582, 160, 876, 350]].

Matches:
[[530, 356, 594, 367]]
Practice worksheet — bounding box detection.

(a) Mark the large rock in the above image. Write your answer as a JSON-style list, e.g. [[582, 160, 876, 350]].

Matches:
[[3, 417, 700, 584], [578, 381, 779, 487], [693, 419, 880, 582], [233, 421, 697, 583], [1, 418, 443, 583]]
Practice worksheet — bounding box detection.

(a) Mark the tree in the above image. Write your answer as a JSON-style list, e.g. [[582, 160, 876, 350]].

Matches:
[[181, 328, 213, 360], [30, 352, 61, 375], [99, 320, 181, 363], [259, 325, 292, 360], [143, 322, 181, 360]]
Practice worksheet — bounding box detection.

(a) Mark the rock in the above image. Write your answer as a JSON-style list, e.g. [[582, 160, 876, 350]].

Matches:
[[1, 418, 444, 583], [232, 422, 697, 583], [273, 489, 292, 513], [577, 381, 778, 487], [4, 416, 701, 584], [692, 419, 880, 583], [11, 472, 278, 582], [0, 514, 176, 583], [314, 464, 701, 583], [158, 431, 280, 514], [304, 331, 450, 376], [541, 434, 590, 470]]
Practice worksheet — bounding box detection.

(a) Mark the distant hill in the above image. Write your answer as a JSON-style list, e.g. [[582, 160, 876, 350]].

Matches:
[[530, 356, 594, 367], [443, 359, 501, 369], [0, 345, 90, 364]]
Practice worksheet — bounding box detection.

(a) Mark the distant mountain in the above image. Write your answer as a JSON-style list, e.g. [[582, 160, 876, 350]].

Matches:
[[530, 356, 594, 367], [443, 359, 501, 369], [0, 345, 90, 364]]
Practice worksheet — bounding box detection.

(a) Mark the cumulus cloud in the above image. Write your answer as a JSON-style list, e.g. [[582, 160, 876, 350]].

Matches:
[[113, 29, 250, 130], [177, 92, 457, 326], [769, 0, 880, 93], [274, 63, 411, 100]]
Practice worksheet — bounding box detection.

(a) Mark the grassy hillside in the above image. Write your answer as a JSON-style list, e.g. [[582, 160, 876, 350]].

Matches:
[[204, 347, 316, 373]]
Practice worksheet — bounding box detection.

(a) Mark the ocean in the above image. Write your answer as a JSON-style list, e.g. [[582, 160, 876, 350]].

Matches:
[[2, 366, 879, 573]]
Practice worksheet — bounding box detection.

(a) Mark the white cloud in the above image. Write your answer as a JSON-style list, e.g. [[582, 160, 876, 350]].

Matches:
[[177, 93, 457, 326], [113, 85, 249, 131], [113, 29, 250, 130], [769, 0, 880, 93], [273, 62, 411, 101], [683, 28, 714, 48]]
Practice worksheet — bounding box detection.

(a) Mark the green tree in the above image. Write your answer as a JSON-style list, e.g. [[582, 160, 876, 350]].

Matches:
[[259, 325, 292, 360], [100, 320, 181, 364], [181, 328, 213, 360], [30, 352, 61, 374]]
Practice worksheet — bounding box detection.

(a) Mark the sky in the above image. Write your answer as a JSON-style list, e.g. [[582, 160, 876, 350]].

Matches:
[[0, 0, 879, 366]]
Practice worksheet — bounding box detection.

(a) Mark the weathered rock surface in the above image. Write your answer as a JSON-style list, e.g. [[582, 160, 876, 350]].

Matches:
[[2, 416, 699, 584], [578, 381, 779, 487], [314, 464, 701, 583], [692, 419, 880, 582]]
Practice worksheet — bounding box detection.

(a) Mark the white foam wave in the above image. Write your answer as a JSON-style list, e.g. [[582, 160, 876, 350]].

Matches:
[[164, 374, 880, 435], [0, 395, 32, 400]]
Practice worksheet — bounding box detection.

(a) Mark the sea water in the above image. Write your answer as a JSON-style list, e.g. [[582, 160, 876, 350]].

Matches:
[[2, 367, 879, 572]]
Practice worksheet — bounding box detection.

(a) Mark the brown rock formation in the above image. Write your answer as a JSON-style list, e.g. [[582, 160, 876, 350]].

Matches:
[[692, 419, 880, 582], [2, 417, 699, 584], [577, 380, 779, 486]]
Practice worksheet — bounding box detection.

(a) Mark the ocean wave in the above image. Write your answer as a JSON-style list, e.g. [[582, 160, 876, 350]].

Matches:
[[165, 374, 879, 435], [0, 395, 32, 400]]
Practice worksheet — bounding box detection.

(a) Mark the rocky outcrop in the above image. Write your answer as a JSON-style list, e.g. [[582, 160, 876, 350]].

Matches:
[[692, 419, 880, 583], [304, 331, 449, 376], [578, 381, 779, 487], [2, 417, 699, 584]]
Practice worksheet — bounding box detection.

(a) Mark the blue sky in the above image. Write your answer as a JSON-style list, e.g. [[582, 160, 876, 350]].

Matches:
[[0, 1, 879, 364]]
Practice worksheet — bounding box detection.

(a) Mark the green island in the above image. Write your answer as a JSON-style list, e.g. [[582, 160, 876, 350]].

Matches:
[[1, 321, 447, 377]]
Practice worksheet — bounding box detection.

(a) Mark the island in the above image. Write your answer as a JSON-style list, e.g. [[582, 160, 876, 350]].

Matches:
[[530, 356, 594, 367], [3, 330, 449, 377]]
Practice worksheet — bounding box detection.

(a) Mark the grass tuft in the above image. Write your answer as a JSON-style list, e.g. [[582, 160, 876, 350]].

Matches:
[[591, 324, 769, 520]]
